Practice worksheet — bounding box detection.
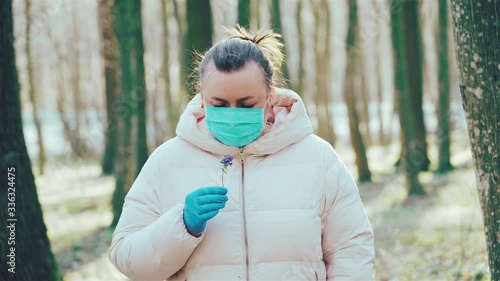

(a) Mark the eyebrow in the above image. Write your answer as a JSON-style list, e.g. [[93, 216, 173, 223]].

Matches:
[[210, 96, 255, 103]]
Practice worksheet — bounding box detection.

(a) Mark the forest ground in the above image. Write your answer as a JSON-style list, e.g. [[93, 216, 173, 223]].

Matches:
[[34, 130, 490, 281]]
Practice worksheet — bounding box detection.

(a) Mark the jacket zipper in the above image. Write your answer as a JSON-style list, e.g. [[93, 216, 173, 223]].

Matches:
[[239, 147, 249, 281]]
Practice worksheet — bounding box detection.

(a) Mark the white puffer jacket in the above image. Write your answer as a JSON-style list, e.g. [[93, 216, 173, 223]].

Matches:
[[109, 89, 375, 281]]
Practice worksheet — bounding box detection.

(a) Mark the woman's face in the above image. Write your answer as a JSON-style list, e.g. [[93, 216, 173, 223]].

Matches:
[[201, 61, 273, 109]]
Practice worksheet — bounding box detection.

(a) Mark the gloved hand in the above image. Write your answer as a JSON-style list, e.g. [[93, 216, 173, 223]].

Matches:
[[183, 186, 228, 235]]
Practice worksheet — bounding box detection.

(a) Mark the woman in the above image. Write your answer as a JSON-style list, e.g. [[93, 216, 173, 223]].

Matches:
[[109, 26, 375, 281]]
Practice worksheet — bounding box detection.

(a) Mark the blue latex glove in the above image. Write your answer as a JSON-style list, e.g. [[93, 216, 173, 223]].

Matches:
[[183, 186, 228, 234]]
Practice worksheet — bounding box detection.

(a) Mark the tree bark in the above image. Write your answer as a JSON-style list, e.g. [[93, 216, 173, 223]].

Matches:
[[98, 0, 120, 175], [185, 0, 213, 97], [402, 0, 431, 172], [344, 0, 372, 182], [238, 0, 251, 28], [0, 0, 60, 279], [25, 0, 46, 175], [111, 0, 148, 227], [451, 0, 500, 277], [391, 0, 425, 195], [436, 0, 453, 174]]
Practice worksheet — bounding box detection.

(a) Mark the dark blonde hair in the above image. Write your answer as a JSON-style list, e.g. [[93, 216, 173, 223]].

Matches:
[[194, 25, 285, 92]]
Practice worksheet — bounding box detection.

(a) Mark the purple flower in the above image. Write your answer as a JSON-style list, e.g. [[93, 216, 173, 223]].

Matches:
[[221, 155, 234, 168], [220, 154, 233, 187]]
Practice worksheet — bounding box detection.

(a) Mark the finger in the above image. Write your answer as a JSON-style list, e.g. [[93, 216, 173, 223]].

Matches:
[[199, 209, 220, 221], [197, 195, 228, 205], [196, 186, 228, 196], [198, 203, 226, 214]]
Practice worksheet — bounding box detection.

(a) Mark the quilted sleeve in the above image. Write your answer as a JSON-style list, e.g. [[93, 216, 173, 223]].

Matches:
[[109, 148, 205, 280], [321, 146, 375, 280]]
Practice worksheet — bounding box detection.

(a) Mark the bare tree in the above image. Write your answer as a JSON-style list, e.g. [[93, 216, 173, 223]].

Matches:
[[67, 3, 90, 158], [451, 0, 500, 277], [238, 0, 251, 28], [46, 6, 84, 159], [25, 0, 46, 175], [98, 0, 120, 175], [312, 0, 336, 146], [375, 0, 388, 146], [111, 0, 149, 227], [391, 0, 425, 195], [0, 0, 60, 278], [436, 0, 453, 173], [271, 0, 291, 88], [344, 0, 372, 182], [185, 0, 213, 97], [402, 0, 430, 171], [294, 0, 305, 96], [161, 0, 179, 138]]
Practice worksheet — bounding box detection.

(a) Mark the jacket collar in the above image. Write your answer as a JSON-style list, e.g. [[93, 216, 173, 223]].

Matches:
[[175, 88, 313, 157]]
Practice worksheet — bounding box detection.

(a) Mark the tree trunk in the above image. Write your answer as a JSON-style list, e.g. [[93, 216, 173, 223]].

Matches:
[[391, 0, 424, 195], [375, 38, 386, 146], [0, 0, 60, 279], [375, 0, 387, 146], [451, 0, 500, 277], [111, 0, 147, 227], [173, 0, 189, 107], [98, 0, 120, 175], [152, 75, 164, 147], [313, 0, 336, 146], [271, 0, 291, 88], [358, 54, 372, 147], [251, 0, 260, 29], [25, 0, 46, 175], [294, 0, 305, 96], [238, 0, 251, 28], [344, 0, 372, 182], [69, 4, 89, 158], [161, 0, 179, 139], [402, 0, 430, 172], [133, 0, 148, 175], [185, 0, 213, 97], [47, 22, 78, 160], [436, 0, 453, 174]]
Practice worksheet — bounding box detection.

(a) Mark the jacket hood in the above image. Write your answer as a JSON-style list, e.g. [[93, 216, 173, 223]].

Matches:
[[176, 88, 313, 157]]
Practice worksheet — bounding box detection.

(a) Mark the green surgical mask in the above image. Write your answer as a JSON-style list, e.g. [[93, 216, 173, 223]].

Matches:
[[205, 104, 267, 147]]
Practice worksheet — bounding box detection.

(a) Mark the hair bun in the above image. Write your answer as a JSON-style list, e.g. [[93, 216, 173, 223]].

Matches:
[[225, 25, 285, 74]]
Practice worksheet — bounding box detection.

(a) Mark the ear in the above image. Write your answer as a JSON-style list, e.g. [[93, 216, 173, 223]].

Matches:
[[269, 85, 276, 107]]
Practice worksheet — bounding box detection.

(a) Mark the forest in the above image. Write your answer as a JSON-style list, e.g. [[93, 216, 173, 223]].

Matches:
[[0, 0, 498, 280]]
